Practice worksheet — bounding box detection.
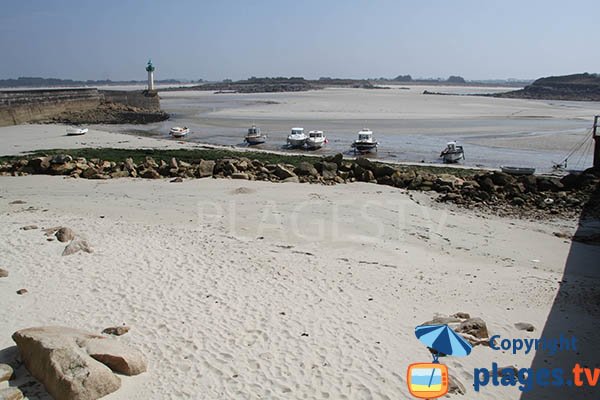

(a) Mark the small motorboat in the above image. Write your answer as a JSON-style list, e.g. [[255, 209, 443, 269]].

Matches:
[[245, 125, 267, 145], [287, 127, 307, 148], [170, 126, 190, 138], [440, 141, 465, 163], [352, 129, 378, 153], [500, 166, 536, 176], [306, 130, 327, 150], [66, 127, 88, 136]]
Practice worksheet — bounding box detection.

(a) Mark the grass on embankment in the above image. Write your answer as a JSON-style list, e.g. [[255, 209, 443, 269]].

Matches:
[[0, 147, 484, 178]]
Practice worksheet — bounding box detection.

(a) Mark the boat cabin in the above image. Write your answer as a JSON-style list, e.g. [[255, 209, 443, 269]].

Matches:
[[248, 126, 260, 135], [291, 127, 304, 135], [358, 130, 373, 141], [446, 141, 458, 151], [309, 130, 324, 138]]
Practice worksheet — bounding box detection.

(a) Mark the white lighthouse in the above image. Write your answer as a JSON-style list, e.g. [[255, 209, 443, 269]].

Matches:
[[146, 59, 155, 91]]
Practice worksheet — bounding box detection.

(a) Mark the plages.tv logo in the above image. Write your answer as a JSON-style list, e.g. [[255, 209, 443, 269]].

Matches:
[[407, 324, 473, 399]]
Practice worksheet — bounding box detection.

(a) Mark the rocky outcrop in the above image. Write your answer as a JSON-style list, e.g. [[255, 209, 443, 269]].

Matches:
[[497, 73, 600, 101], [12, 326, 146, 400], [2, 153, 598, 220]]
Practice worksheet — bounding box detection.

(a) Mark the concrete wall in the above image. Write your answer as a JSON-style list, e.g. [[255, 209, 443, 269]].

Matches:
[[0, 88, 101, 126], [0, 88, 161, 126]]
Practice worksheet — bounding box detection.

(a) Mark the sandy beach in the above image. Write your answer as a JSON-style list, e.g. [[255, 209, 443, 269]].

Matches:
[[1, 124, 599, 399]]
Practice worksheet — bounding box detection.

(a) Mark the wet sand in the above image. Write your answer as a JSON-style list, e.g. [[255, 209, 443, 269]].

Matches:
[[94, 85, 599, 173]]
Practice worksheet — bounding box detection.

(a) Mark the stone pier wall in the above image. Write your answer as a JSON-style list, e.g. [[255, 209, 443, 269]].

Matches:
[[0, 89, 101, 126], [101, 90, 160, 111], [0, 88, 161, 126]]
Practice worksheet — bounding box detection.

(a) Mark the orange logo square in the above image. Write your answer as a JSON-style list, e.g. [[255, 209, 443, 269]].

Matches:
[[407, 363, 449, 399]]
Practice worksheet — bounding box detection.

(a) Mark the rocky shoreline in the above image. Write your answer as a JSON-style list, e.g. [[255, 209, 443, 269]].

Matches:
[[39, 102, 169, 125], [2, 151, 598, 222]]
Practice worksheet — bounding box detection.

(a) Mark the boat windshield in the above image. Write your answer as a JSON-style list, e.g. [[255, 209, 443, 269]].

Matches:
[[310, 132, 322, 137], [358, 134, 371, 140]]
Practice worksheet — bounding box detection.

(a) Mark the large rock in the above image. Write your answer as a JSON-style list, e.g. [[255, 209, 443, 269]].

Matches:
[[0, 387, 23, 400], [456, 317, 489, 339], [49, 162, 76, 175], [354, 157, 373, 170], [323, 153, 344, 166], [391, 170, 415, 187], [0, 269, 7, 278], [85, 339, 146, 376], [28, 157, 51, 173], [140, 168, 161, 179], [50, 155, 73, 164], [490, 171, 515, 186], [81, 166, 99, 179], [373, 164, 397, 179], [231, 172, 249, 180], [55, 227, 75, 242], [0, 363, 14, 382], [124, 158, 136, 172], [319, 161, 338, 180], [294, 162, 319, 177], [196, 160, 215, 178], [273, 164, 297, 180], [12, 327, 124, 400], [62, 240, 94, 256]]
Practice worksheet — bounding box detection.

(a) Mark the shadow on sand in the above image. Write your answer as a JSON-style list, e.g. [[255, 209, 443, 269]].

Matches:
[[521, 178, 600, 399]]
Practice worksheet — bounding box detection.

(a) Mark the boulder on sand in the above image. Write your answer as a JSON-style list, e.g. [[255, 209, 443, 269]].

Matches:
[[0, 387, 23, 400], [62, 240, 94, 256], [55, 227, 75, 242], [12, 326, 147, 400], [0, 363, 14, 382]]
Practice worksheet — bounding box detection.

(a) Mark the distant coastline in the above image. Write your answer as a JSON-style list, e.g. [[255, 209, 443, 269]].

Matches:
[[0, 75, 532, 94], [494, 73, 600, 101]]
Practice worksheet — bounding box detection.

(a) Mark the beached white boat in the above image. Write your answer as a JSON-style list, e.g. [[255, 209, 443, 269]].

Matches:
[[244, 125, 267, 145], [170, 126, 190, 138], [66, 127, 88, 136], [352, 129, 378, 153], [500, 166, 536, 176], [287, 127, 307, 148], [440, 141, 464, 163], [306, 130, 327, 150]]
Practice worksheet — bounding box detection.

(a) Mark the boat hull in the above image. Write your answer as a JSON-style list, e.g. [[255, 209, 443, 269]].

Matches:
[[305, 139, 325, 149], [245, 136, 267, 145], [66, 128, 88, 136], [287, 137, 306, 148], [353, 142, 378, 153], [170, 127, 190, 138], [500, 166, 535, 175], [442, 152, 464, 163]]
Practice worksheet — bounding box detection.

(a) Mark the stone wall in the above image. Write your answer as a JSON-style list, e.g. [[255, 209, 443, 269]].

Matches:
[[0, 88, 161, 126], [101, 90, 160, 111], [0, 89, 101, 126]]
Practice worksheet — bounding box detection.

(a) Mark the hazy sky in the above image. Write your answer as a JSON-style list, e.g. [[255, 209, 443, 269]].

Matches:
[[1, 0, 598, 81]]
